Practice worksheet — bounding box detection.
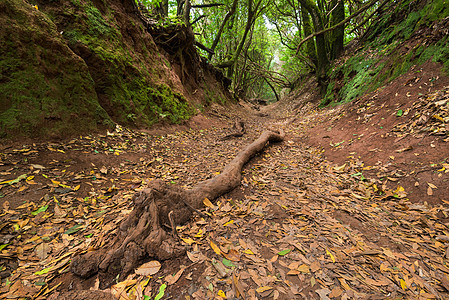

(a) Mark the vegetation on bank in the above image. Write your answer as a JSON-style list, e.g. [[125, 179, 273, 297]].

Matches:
[[321, 0, 449, 106], [0, 0, 212, 139], [1, 0, 448, 138], [0, 0, 110, 138]]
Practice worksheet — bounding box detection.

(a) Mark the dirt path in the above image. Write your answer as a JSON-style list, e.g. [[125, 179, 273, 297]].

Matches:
[[1, 95, 449, 299]]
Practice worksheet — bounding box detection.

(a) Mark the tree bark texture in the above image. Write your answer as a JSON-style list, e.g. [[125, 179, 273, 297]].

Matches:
[[330, 0, 345, 59]]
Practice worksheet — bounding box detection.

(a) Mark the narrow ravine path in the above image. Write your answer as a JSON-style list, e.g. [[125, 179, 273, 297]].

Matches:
[[1, 101, 449, 299]]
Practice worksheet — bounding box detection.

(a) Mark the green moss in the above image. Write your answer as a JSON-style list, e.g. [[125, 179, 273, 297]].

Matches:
[[202, 80, 226, 106], [321, 0, 449, 107], [398, 11, 421, 40], [86, 6, 112, 36], [421, 0, 449, 22], [1, 0, 209, 138], [0, 0, 110, 138]]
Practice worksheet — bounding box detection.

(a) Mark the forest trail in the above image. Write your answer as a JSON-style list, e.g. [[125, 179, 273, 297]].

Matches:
[[1, 86, 449, 299]]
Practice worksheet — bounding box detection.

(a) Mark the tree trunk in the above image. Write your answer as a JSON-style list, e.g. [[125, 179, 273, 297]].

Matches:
[[216, 0, 261, 69], [301, 4, 318, 69], [71, 129, 285, 287], [208, 0, 239, 60], [153, 0, 168, 17], [330, 0, 345, 59], [298, 0, 330, 83]]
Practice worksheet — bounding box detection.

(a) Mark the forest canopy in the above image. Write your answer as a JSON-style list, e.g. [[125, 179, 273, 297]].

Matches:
[[137, 0, 396, 102]]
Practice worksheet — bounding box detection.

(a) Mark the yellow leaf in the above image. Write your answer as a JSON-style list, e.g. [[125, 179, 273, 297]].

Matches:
[[298, 264, 310, 273], [333, 164, 346, 171], [218, 290, 226, 298], [287, 269, 300, 275], [427, 182, 437, 189], [326, 249, 335, 263], [433, 115, 444, 122], [203, 198, 214, 208], [194, 229, 203, 238], [223, 220, 234, 226], [243, 249, 254, 255], [395, 186, 405, 193], [26, 176, 34, 181], [18, 186, 28, 192], [73, 185, 80, 191], [210, 241, 222, 255], [25, 236, 40, 244], [400, 278, 407, 290], [33, 5, 38, 10], [181, 238, 195, 245], [256, 286, 272, 293], [338, 278, 351, 291], [115, 279, 137, 289]]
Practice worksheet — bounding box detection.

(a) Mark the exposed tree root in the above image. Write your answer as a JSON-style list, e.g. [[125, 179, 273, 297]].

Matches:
[[220, 119, 246, 140], [71, 129, 284, 285]]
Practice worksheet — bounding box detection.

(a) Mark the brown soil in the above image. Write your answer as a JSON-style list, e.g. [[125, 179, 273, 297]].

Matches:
[[1, 64, 449, 300], [305, 61, 449, 206]]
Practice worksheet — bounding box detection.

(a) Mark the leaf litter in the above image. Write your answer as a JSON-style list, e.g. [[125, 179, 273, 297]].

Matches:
[[0, 102, 448, 299]]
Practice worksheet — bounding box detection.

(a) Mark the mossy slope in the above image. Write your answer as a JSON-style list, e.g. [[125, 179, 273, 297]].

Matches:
[[322, 0, 449, 106], [0, 0, 110, 138], [1, 0, 222, 139], [39, 0, 195, 128]]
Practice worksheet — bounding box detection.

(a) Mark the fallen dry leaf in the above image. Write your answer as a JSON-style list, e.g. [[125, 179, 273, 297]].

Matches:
[[135, 261, 161, 276]]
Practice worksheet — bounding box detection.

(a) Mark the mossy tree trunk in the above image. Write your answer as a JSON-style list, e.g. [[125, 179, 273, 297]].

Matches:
[[330, 0, 345, 59], [298, 0, 330, 83], [301, 3, 318, 69]]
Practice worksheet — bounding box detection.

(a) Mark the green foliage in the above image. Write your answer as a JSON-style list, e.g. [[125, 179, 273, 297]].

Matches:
[[400, 11, 421, 40], [420, 0, 449, 22], [321, 0, 449, 107]]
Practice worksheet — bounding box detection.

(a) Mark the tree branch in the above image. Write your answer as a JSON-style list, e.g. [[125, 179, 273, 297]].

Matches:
[[195, 41, 214, 55], [191, 3, 225, 8], [295, 0, 379, 54]]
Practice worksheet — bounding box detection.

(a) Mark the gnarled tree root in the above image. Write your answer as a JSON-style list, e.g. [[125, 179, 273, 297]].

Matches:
[[220, 119, 245, 140], [71, 129, 284, 284]]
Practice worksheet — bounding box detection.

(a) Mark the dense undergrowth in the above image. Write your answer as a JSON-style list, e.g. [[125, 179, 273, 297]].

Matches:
[[321, 0, 449, 106]]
